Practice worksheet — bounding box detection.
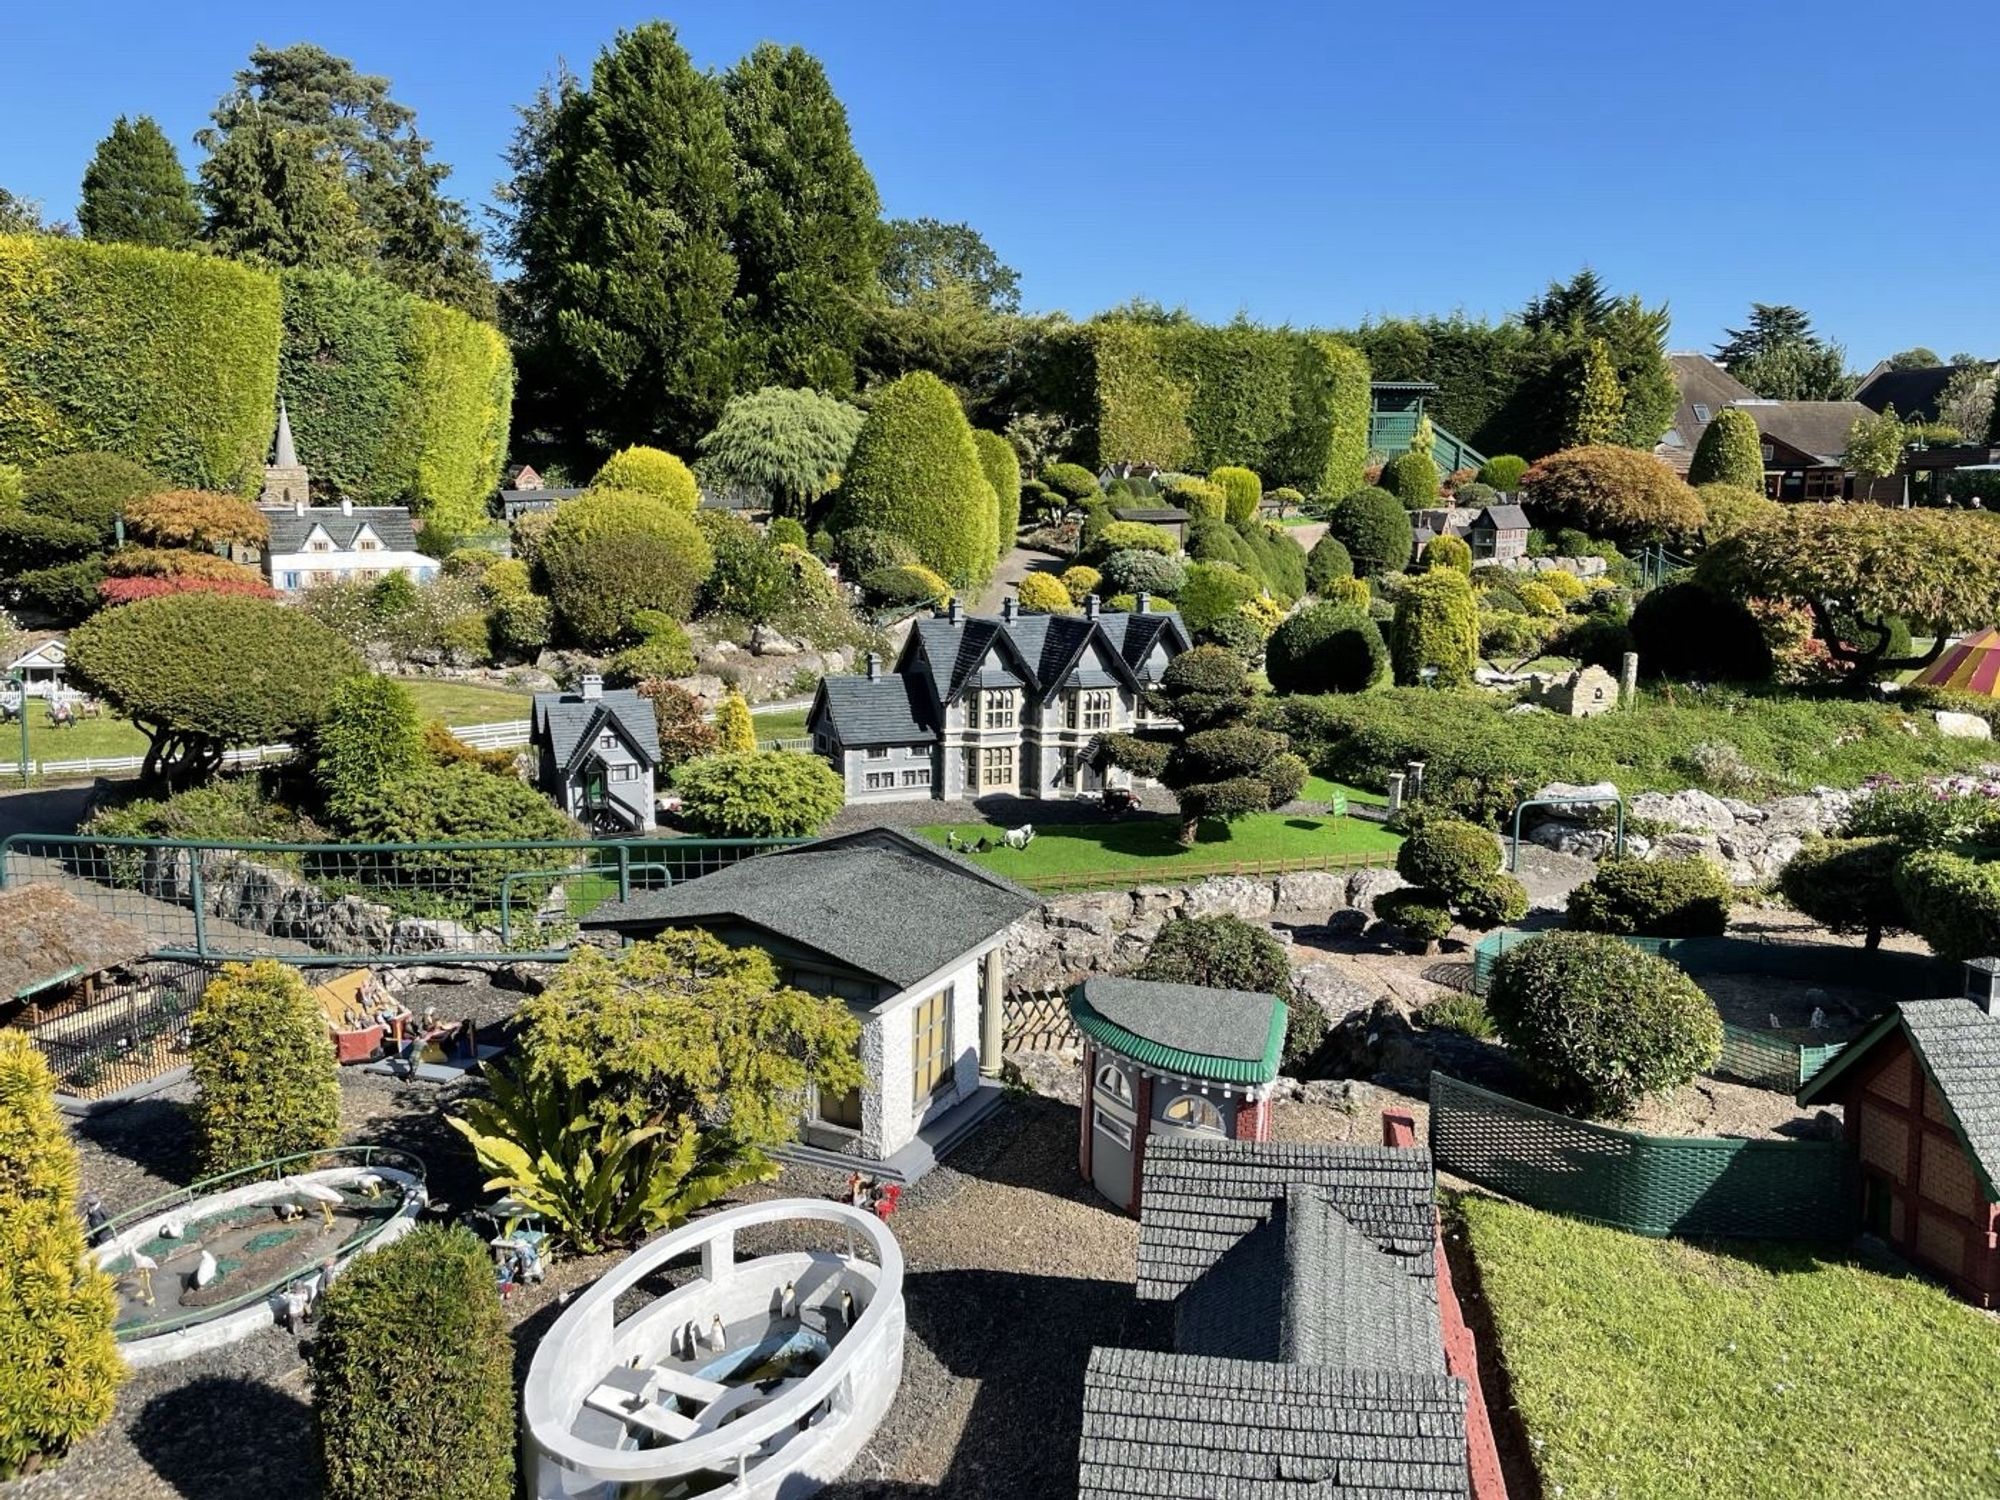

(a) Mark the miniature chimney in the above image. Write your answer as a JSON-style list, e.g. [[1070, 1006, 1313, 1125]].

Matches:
[[866, 651, 882, 681], [339, 497, 354, 516], [948, 596, 963, 623], [579, 672, 603, 702], [1964, 958, 2000, 1016], [1135, 592, 1150, 614], [1085, 593, 1101, 619], [1002, 596, 1018, 623], [293, 498, 308, 517]]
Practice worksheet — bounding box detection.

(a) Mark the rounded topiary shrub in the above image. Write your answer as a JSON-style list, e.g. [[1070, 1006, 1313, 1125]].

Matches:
[[1391, 567, 1478, 686], [831, 371, 998, 586], [1486, 931, 1723, 1117], [972, 429, 1022, 545], [1264, 602, 1388, 695], [671, 751, 845, 837], [861, 563, 951, 610], [1422, 533, 1472, 574], [1379, 450, 1440, 509], [1451, 481, 1499, 508], [1176, 561, 1263, 636], [1209, 466, 1262, 525], [1374, 888, 1456, 947], [1039, 462, 1101, 502], [1092, 520, 1177, 558], [767, 516, 809, 550], [832, 525, 918, 579], [1892, 847, 2000, 962], [1164, 475, 1225, 524], [1777, 836, 1908, 949], [1397, 818, 1502, 897], [0, 1031, 123, 1480], [1520, 446, 1703, 545], [1326, 486, 1415, 576], [1304, 533, 1352, 593], [1017, 571, 1073, 614], [1137, 914, 1320, 1072], [540, 490, 715, 647], [1629, 579, 1772, 682], [311, 1224, 514, 1500], [1100, 548, 1187, 599], [188, 959, 342, 1175], [590, 445, 699, 511], [1687, 408, 1764, 491], [23, 451, 164, 538], [1060, 565, 1102, 604], [606, 620, 697, 687], [1475, 455, 1529, 491], [1566, 856, 1732, 937]]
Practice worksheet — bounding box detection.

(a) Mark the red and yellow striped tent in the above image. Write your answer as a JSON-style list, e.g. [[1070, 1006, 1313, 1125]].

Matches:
[[1914, 627, 2000, 695]]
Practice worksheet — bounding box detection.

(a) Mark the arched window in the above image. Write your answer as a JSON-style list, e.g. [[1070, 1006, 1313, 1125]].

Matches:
[[1094, 1063, 1133, 1105], [1163, 1094, 1224, 1134]]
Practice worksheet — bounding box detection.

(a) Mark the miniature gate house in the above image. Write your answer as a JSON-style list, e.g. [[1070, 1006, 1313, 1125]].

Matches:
[[1069, 976, 1285, 1213]]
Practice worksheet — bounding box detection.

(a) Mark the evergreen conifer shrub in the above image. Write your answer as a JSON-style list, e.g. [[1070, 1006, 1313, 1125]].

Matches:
[[188, 960, 342, 1175], [1391, 567, 1478, 686], [1379, 450, 1439, 508], [591, 445, 699, 511], [1687, 408, 1764, 491], [1264, 602, 1388, 695], [1210, 465, 1262, 524], [830, 372, 998, 586], [972, 429, 1022, 546], [1326, 486, 1414, 575]]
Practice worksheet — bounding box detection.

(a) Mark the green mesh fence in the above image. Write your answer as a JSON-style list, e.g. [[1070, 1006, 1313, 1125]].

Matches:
[[0, 833, 805, 965], [1429, 1073, 1855, 1240]]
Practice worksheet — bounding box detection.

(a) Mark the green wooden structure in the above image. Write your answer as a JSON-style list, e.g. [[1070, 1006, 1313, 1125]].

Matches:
[[1367, 381, 1487, 475]]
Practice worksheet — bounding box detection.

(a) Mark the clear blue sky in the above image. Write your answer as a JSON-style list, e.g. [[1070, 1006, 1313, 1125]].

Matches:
[[5, 2, 1995, 366]]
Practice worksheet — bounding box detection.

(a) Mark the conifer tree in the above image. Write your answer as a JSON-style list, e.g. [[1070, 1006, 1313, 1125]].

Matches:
[[1565, 338, 1626, 447], [78, 115, 202, 248], [715, 689, 757, 753]]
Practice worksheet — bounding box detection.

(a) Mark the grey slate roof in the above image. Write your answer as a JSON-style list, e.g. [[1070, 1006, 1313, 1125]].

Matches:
[[263, 506, 417, 552], [901, 605, 1190, 708], [812, 674, 934, 746], [578, 827, 1037, 990], [1854, 364, 1962, 424], [1078, 976, 1282, 1071], [1899, 998, 2000, 1196], [1280, 1187, 1443, 1373], [1734, 398, 1879, 466], [531, 688, 660, 770], [1078, 1347, 1469, 1499], [1474, 504, 1530, 532]]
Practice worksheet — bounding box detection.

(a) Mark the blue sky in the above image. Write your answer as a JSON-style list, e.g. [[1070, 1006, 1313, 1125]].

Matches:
[[5, 2, 1996, 366]]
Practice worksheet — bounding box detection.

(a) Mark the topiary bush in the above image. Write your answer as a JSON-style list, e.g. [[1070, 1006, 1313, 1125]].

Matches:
[[188, 959, 342, 1175], [590, 445, 699, 511], [606, 619, 697, 686], [1512, 578, 1563, 617], [1379, 449, 1439, 509], [1893, 847, 2000, 962], [1326, 486, 1415, 575], [714, 688, 756, 754], [1696, 482, 1779, 543], [1060, 565, 1102, 604], [1566, 856, 1732, 937], [1520, 446, 1703, 546], [1091, 520, 1178, 558], [539, 490, 715, 646], [1267, 485, 1305, 516], [1374, 888, 1456, 948], [861, 563, 952, 610], [830, 371, 998, 586], [1486, 931, 1723, 1117], [1777, 836, 1908, 949], [311, 1224, 514, 1500], [1176, 561, 1263, 636], [0, 510, 102, 574], [1391, 566, 1478, 687], [22, 451, 163, 538], [1137, 913, 1320, 1072], [767, 516, 808, 550], [1099, 548, 1187, 598], [1163, 474, 1225, 524], [1476, 454, 1529, 491], [1209, 465, 1262, 525], [1422, 533, 1472, 574], [1039, 461, 1101, 501], [1304, 533, 1353, 594], [1451, 481, 1499, 508], [833, 525, 919, 579], [311, 676, 426, 820], [1377, 817, 1526, 948], [1326, 575, 1370, 609], [671, 750, 845, 837], [972, 429, 1022, 546], [1017, 571, 1074, 614], [1629, 579, 1772, 681], [1687, 408, 1764, 491], [488, 592, 551, 660], [0, 1030, 123, 1480], [1264, 602, 1388, 696]]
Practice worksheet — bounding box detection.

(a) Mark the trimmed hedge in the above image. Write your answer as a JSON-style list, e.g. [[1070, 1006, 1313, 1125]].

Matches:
[[1520, 445, 1703, 545], [1325, 486, 1414, 575], [1423, 533, 1473, 574], [1391, 567, 1478, 687], [1100, 548, 1187, 598], [1210, 465, 1262, 524], [1687, 407, 1764, 491], [830, 371, 998, 586], [671, 750, 845, 837], [1265, 602, 1388, 695], [1476, 454, 1528, 490], [591, 446, 699, 511], [1379, 449, 1440, 508], [1092, 519, 1177, 557], [188, 959, 342, 1175], [311, 1225, 514, 1500], [1777, 836, 1908, 949], [1566, 856, 1732, 937], [972, 428, 1022, 545], [1895, 847, 2000, 962], [1176, 561, 1262, 635]]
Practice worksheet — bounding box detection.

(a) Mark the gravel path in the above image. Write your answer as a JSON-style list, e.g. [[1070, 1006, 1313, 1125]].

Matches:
[[971, 545, 1067, 617]]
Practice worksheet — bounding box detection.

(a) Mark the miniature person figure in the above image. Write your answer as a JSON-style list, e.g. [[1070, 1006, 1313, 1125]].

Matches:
[[80, 1192, 113, 1247], [281, 1281, 311, 1334]]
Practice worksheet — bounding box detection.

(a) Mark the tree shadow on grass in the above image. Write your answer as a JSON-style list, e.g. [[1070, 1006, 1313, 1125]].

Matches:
[[132, 1375, 316, 1500]]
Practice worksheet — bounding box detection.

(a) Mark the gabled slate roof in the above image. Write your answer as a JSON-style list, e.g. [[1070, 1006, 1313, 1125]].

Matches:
[[1798, 996, 2000, 1199], [811, 673, 935, 746], [1078, 1347, 1469, 1499], [531, 688, 660, 770], [1734, 398, 1879, 466], [1069, 976, 1286, 1085], [1474, 504, 1530, 532], [900, 605, 1190, 709], [1854, 363, 1962, 424], [263, 506, 417, 552], [579, 827, 1037, 991]]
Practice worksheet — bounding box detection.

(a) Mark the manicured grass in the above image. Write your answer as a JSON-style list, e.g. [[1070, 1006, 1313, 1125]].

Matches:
[[752, 705, 810, 743], [1456, 1193, 2000, 1499], [0, 710, 148, 765], [396, 678, 533, 723], [1300, 776, 1386, 808], [917, 809, 1400, 889]]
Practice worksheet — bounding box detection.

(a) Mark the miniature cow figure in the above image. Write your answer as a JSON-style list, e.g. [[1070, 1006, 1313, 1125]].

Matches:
[[1003, 823, 1035, 850]]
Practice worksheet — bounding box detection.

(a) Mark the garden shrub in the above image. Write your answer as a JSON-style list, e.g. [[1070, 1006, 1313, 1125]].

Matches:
[[1777, 836, 1908, 949], [1475, 454, 1528, 491], [767, 516, 809, 550], [1695, 482, 1778, 543], [1326, 575, 1370, 609], [477, 557, 530, 599], [1137, 914, 1321, 1072], [1164, 475, 1225, 524], [1374, 889, 1455, 946], [540, 490, 714, 646], [1060, 565, 1102, 604], [1381, 816, 1527, 944], [1894, 848, 2000, 962], [1265, 602, 1388, 695], [971, 429, 1022, 546], [1486, 932, 1722, 1117], [1039, 462, 1101, 501], [695, 510, 792, 623], [1391, 566, 1478, 686], [1267, 486, 1305, 516], [1105, 593, 1139, 614], [188, 959, 342, 1174], [1017, 571, 1073, 614], [862, 563, 952, 610], [1325, 486, 1414, 575], [830, 371, 998, 586], [1452, 481, 1499, 508], [1629, 580, 1771, 681], [0, 1029, 123, 1481], [311, 1226, 513, 1500], [1210, 465, 1262, 524], [1512, 578, 1563, 617], [336, 760, 576, 906], [1379, 449, 1440, 508], [715, 689, 756, 754], [1537, 568, 1586, 603], [606, 619, 697, 686], [671, 751, 845, 837], [1176, 561, 1263, 635], [1304, 533, 1353, 593], [1238, 593, 1287, 640], [82, 772, 306, 845], [122, 489, 267, 551], [1418, 992, 1495, 1039], [1100, 548, 1187, 598], [1687, 408, 1764, 491], [312, 676, 426, 819], [0, 510, 102, 573], [1566, 856, 1731, 937], [22, 451, 164, 536], [637, 680, 719, 768], [1422, 533, 1472, 573], [590, 445, 699, 511], [1239, 520, 1306, 601], [1092, 520, 1177, 557], [1520, 446, 1703, 545], [510, 509, 556, 575], [833, 525, 918, 579]]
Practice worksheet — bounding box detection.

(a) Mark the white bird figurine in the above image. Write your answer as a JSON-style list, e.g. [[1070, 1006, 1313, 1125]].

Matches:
[[1809, 1006, 1827, 1031], [780, 1280, 797, 1319], [193, 1250, 218, 1289], [708, 1313, 726, 1353], [1769, 1012, 1782, 1030], [158, 1214, 187, 1240], [287, 1177, 345, 1229], [130, 1251, 158, 1305], [839, 1288, 856, 1327], [355, 1173, 385, 1199]]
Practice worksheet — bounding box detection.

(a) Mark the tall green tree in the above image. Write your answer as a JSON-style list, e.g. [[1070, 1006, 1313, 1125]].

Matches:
[[878, 218, 1021, 314], [723, 44, 883, 395], [694, 386, 863, 516], [0, 187, 59, 235], [198, 43, 493, 316], [1564, 337, 1626, 446], [78, 116, 202, 248], [1519, 270, 1674, 452], [503, 24, 741, 464], [200, 113, 373, 270], [1714, 304, 1852, 400]]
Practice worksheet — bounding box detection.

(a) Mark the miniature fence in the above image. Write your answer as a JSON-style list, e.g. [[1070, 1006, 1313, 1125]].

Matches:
[[1006, 846, 1395, 895], [16, 960, 210, 1103], [1715, 1026, 1849, 1093], [1429, 1073, 1855, 1240], [0, 833, 804, 965], [1004, 987, 1079, 1053], [0, 718, 531, 781]]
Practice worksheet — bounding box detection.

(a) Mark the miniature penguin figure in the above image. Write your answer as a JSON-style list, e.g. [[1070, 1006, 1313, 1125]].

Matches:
[[669, 1323, 683, 1359], [839, 1288, 856, 1327], [780, 1280, 797, 1319], [709, 1313, 726, 1353], [193, 1249, 218, 1289]]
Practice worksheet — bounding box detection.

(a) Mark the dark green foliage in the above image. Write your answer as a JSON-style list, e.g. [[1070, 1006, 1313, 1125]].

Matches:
[[311, 1225, 514, 1500], [312, 676, 425, 818], [1305, 533, 1353, 593], [488, 591, 551, 660], [697, 387, 861, 517], [829, 371, 997, 586], [1099, 548, 1187, 598], [78, 115, 201, 249], [671, 750, 845, 836], [22, 451, 163, 537], [199, 114, 374, 273], [638, 680, 720, 767], [541, 491, 715, 646], [972, 429, 1022, 545], [10, 558, 107, 623], [1687, 407, 1764, 490], [1326, 486, 1414, 575], [1486, 932, 1723, 1118], [1175, 561, 1261, 636], [1265, 603, 1388, 695], [1138, 914, 1321, 1073], [607, 621, 697, 685], [723, 44, 882, 395], [1375, 888, 1455, 945], [1391, 567, 1478, 686], [1566, 857, 1732, 938], [695, 509, 790, 621], [0, 510, 103, 572], [1398, 818, 1502, 894], [1894, 848, 2000, 962], [1235, 520, 1306, 601], [1477, 454, 1529, 490], [188, 959, 341, 1174], [1629, 580, 1771, 681], [768, 516, 808, 549], [832, 525, 918, 579], [66, 593, 363, 782], [1452, 482, 1499, 508], [1777, 837, 1908, 949], [1040, 462, 1101, 501], [338, 759, 576, 903], [1379, 449, 1440, 508]]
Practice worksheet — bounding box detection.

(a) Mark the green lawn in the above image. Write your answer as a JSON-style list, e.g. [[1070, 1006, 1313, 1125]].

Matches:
[[396, 678, 533, 723], [752, 704, 810, 743], [917, 809, 1399, 890], [1457, 1193, 2000, 1499], [1300, 776, 1386, 808]]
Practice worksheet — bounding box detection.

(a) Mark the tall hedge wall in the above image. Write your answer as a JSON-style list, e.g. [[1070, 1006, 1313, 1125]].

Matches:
[[0, 236, 511, 527], [1036, 320, 1370, 494], [0, 233, 279, 490]]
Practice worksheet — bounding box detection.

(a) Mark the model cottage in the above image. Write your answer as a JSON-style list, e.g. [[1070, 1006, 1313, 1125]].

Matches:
[[806, 594, 1191, 804], [530, 675, 661, 833]]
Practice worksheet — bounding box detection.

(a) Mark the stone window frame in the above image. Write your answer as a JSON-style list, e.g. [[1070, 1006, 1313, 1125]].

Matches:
[[911, 985, 954, 1100]]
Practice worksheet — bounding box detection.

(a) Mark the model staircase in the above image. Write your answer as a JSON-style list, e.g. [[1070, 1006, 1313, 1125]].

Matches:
[[1367, 411, 1487, 475]]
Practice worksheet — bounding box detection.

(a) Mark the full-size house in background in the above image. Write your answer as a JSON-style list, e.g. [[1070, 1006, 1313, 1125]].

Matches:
[[582, 829, 1039, 1181]]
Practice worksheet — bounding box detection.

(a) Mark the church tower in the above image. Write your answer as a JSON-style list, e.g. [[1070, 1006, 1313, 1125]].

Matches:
[[260, 395, 311, 507]]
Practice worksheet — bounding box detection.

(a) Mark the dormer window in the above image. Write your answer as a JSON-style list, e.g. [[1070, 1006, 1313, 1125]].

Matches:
[[983, 688, 1015, 730], [309, 539, 331, 553], [358, 538, 380, 551], [1692, 403, 1711, 424]]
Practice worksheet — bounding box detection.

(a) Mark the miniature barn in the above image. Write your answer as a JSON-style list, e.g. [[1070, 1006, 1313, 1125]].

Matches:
[[1068, 976, 1286, 1213]]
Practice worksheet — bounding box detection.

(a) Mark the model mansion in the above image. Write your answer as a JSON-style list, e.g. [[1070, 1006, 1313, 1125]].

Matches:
[[807, 594, 1191, 803]]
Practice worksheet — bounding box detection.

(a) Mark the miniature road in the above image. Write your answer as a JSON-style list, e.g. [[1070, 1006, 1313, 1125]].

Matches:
[[973, 545, 1066, 616]]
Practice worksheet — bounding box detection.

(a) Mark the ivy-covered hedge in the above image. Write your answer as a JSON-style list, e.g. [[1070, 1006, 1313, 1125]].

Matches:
[[1035, 321, 1370, 492], [0, 233, 279, 490]]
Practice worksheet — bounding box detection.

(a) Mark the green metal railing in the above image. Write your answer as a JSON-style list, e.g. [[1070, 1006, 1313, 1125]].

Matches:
[[1507, 790, 1626, 871], [0, 833, 805, 965], [1429, 1073, 1854, 1240]]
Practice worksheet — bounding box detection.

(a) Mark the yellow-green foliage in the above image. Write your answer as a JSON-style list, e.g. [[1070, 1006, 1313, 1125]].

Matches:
[[539, 490, 715, 645], [1392, 566, 1478, 686], [399, 300, 513, 537], [1017, 571, 1073, 614], [188, 960, 342, 1175], [1697, 481, 1780, 542], [1210, 465, 1262, 524], [971, 428, 1021, 544], [1513, 578, 1565, 617], [1538, 567, 1586, 602], [829, 371, 998, 587], [715, 688, 756, 753], [591, 446, 699, 512], [1238, 593, 1287, 639], [0, 1031, 123, 1479], [0, 233, 279, 490], [1423, 533, 1472, 573], [1164, 475, 1225, 524], [1328, 575, 1370, 608], [1060, 565, 1101, 603]]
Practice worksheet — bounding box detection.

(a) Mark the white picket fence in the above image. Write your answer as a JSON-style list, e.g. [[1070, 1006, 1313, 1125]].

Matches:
[[0, 718, 532, 781]]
